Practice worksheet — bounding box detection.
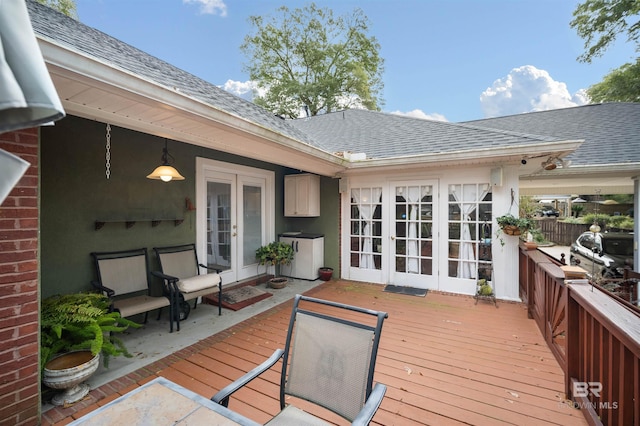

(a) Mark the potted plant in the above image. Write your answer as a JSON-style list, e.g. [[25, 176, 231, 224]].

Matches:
[[41, 292, 140, 405], [496, 213, 523, 235], [496, 214, 536, 246], [256, 241, 295, 288]]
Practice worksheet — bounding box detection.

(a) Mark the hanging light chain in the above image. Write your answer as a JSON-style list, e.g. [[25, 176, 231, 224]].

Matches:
[[105, 123, 111, 179]]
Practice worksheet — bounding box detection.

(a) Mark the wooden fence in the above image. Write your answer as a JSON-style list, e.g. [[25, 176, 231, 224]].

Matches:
[[535, 218, 590, 246], [519, 245, 640, 425]]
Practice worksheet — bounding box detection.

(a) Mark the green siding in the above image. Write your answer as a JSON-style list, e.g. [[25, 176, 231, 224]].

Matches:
[[40, 116, 339, 297]]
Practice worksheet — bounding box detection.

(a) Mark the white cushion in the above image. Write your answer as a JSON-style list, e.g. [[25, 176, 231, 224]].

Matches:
[[177, 274, 220, 293]]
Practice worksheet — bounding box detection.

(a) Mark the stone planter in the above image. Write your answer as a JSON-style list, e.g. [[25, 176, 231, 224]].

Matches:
[[43, 351, 100, 406]]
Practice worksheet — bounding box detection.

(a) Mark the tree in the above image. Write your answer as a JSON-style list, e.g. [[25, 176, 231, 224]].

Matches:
[[36, 0, 78, 19], [587, 58, 640, 101], [241, 3, 384, 118], [571, 0, 640, 102], [570, 0, 640, 64]]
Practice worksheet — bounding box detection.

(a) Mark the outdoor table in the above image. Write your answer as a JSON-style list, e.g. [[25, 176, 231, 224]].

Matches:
[[68, 376, 261, 425]]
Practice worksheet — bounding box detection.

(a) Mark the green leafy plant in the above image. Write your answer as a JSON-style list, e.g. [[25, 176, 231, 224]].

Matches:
[[40, 292, 141, 374], [495, 214, 536, 246], [256, 241, 294, 277]]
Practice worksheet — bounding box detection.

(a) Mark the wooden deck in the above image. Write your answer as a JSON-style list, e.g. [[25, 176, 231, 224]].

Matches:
[[42, 280, 588, 425]]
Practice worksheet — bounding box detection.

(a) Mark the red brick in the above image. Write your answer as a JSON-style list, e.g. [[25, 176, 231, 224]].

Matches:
[[17, 260, 38, 273], [0, 271, 38, 285], [0, 229, 38, 241], [0, 311, 37, 329], [0, 250, 36, 263]]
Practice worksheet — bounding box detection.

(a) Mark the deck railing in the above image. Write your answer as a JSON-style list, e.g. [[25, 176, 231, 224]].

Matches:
[[519, 245, 640, 426]]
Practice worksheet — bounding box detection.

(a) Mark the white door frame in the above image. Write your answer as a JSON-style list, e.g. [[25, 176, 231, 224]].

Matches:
[[196, 158, 275, 284]]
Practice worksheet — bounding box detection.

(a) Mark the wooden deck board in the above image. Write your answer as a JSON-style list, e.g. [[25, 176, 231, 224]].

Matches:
[[44, 280, 588, 425]]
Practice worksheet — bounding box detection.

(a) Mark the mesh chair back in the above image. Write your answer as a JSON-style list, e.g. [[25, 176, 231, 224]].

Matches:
[[95, 251, 149, 295], [157, 248, 199, 279], [285, 311, 375, 421]]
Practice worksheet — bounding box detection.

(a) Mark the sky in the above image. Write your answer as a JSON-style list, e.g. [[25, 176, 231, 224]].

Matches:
[[74, 0, 638, 122]]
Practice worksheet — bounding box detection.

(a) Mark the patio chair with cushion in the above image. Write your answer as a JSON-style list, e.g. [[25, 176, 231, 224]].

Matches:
[[152, 243, 222, 331], [212, 294, 389, 425], [91, 247, 174, 332]]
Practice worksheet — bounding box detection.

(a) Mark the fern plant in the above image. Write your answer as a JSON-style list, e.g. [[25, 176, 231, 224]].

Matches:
[[40, 292, 141, 374]]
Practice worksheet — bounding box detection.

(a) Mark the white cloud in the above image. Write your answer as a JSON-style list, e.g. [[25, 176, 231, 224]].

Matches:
[[220, 79, 266, 101], [183, 0, 227, 16], [390, 109, 448, 122], [480, 65, 589, 118]]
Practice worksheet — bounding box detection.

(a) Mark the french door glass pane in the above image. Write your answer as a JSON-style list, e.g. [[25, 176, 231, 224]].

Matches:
[[243, 185, 262, 266], [207, 181, 231, 269]]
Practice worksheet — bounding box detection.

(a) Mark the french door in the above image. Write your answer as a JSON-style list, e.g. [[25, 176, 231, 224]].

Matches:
[[196, 159, 274, 284], [389, 181, 439, 289]]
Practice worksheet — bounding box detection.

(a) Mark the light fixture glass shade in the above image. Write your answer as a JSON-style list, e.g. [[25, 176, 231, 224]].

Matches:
[[146, 165, 185, 182]]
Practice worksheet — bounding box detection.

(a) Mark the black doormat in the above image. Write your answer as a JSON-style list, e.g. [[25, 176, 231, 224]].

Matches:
[[383, 284, 428, 297]]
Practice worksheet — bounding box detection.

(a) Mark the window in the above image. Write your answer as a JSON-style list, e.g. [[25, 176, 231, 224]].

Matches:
[[350, 188, 382, 270], [448, 184, 492, 280]]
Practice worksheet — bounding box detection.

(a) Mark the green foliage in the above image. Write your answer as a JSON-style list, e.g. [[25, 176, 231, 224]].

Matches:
[[572, 204, 585, 217], [41, 293, 140, 374], [608, 215, 634, 230], [518, 196, 539, 219], [570, 0, 640, 64], [241, 3, 384, 118], [36, 0, 78, 19], [496, 214, 534, 231], [587, 58, 640, 102], [573, 212, 634, 230], [256, 241, 295, 277]]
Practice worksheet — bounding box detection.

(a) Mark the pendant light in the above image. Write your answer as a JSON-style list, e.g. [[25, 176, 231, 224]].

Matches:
[[146, 139, 185, 182]]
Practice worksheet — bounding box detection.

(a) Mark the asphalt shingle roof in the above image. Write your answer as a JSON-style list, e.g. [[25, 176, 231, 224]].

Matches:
[[29, 1, 637, 166], [464, 103, 640, 167], [26, 0, 312, 144], [288, 109, 562, 160]]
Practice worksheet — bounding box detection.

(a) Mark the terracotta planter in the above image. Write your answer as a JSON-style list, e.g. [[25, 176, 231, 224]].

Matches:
[[43, 351, 100, 406], [524, 241, 538, 250], [318, 267, 333, 281]]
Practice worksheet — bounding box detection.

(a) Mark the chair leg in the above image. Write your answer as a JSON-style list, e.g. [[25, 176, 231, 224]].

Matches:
[[218, 282, 222, 316], [143, 312, 149, 324], [156, 307, 162, 321]]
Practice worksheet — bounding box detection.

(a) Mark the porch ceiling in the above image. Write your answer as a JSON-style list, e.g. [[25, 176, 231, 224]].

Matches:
[[520, 164, 638, 196]]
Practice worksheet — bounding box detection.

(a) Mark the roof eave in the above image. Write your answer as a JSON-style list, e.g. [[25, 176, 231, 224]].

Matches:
[[38, 36, 347, 177]]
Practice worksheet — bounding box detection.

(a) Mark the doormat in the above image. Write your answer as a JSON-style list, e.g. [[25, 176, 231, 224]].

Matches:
[[204, 286, 272, 311], [383, 284, 428, 297]]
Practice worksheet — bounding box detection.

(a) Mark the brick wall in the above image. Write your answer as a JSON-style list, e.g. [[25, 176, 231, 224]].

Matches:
[[0, 129, 40, 425]]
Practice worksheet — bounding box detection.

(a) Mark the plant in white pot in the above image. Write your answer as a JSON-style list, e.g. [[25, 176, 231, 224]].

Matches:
[[40, 292, 140, 406], [256, 241, 295, 288]]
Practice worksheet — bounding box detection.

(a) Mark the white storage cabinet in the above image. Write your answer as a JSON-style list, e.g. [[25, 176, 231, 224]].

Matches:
[[279, 234, 324, 280], [284, 174, 320, 217]]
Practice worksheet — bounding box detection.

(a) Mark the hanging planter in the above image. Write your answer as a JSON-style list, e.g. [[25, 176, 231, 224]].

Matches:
[[495, 214, 535, 245]]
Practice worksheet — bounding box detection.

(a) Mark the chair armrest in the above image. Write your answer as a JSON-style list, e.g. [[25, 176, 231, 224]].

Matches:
[[151, 270, 179, 282], [351, 383, 387, 426], [211, 348, 284, 407], [199, 263, 222, 273], [90, 280, 115, 298]]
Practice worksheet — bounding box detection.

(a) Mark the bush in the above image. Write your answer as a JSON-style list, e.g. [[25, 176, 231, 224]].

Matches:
[[574, 213, 634, 231]]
